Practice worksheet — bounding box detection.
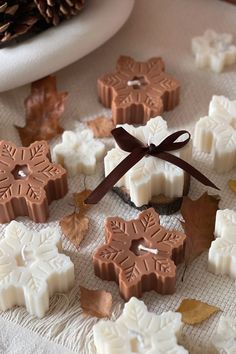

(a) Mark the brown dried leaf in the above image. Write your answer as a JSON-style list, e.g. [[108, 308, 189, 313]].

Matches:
[[181, 192, 220, 266], [16, 76, 68, 146], [73, 189, 92, 214], [87, 116, 115, 138], [228, 179, 236, 194], [59, 212, 89, 248], [176, 298, 220, 325], [80, 286, 113, 318]]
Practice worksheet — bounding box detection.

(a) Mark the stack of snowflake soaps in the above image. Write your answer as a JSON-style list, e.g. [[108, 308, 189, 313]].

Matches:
[[0, 32, 236, 352]]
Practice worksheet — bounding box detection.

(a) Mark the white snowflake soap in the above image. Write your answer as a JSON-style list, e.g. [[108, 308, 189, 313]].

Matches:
[[53, 129, 105, 175], [104, 116, 192, 212], [208, 209, 236, 279], [194, 95, 236, 173], [192, 29, 236, 72], [0, 221, 75, 318], [93, 297, 188, 354], [212, 315, 236, 354]]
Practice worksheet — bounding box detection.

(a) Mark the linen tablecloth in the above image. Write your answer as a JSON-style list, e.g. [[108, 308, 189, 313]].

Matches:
[[0, 0, 236, 353]]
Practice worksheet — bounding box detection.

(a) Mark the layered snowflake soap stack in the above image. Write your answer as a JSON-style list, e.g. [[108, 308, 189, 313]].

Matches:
[[194, 95, 236, 173], [209, 209, 236, 279], [104, 116, 192, 214]]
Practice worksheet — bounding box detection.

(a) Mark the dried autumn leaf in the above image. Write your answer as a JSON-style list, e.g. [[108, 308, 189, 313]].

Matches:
[[228, 179, 236, 194], [59, 212, 89, 248], [176, 298, 220, 325], [181, 192, 220, 266], [73, 189, 92, 214], [16, 76, 68, 146], [80, 286, 112, 318], [86, 116, 115, 138]]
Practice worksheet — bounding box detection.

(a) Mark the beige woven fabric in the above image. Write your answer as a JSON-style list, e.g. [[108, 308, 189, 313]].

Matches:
[[0, 0, 236, 353]]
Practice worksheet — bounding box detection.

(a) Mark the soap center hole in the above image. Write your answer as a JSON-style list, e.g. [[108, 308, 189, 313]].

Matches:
[[16, 245, 35, 267], [130, 238, 158, 256], [11, 164, 29, 180], [127, 76, 148, 89], [128, 330, 145, 353]]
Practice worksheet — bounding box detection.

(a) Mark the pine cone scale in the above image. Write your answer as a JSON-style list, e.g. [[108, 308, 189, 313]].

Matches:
[[34, 0, 85, 26], [0, 22, 10, 33], [5, 4, 19, 15], [0, 1, 46, 44], [0, 3, 7, 13], [0, 0, 85, 46]]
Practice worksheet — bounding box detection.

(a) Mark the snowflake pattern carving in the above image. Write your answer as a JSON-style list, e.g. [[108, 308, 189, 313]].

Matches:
[[97, 56, 180, 125], [0, 221, 74, 318], [93, 297, 188, 354], [0, 140, 67, 223], [93, 208, 186, 300]]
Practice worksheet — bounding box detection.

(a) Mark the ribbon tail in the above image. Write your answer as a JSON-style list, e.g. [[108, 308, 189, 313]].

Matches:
[[156, 152, 220, 190], [85, 147, 147, 204]]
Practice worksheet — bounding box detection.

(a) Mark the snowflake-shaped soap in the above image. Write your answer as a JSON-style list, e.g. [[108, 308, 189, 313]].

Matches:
[[192, 29, 236, 72], [0, 221, 75, 318], [194, 95, 236, 173], [98, 55, 180, 125], [0, 140, 67, 223], [104, 116, 192, 207], [53, 129, 105, 175], [93, 297, 188, 354], [208, 209, 236, 279], [93, 208, 186, 300], [212, 315, 236, 354]]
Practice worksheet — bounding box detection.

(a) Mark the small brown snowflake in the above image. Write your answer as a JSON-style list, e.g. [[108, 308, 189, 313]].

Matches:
[[93, 208, 186, 300], [0, 140, 67, 223], [97, 56, 180, 125]]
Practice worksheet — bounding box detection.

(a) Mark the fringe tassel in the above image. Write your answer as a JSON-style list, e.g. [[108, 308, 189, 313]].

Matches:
[[0, 284, 122, 353]]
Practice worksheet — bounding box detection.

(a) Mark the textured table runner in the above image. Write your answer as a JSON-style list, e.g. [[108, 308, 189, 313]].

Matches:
[[0, 0, 236, 353]]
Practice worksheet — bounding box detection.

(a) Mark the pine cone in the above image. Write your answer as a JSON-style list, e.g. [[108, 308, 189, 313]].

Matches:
[[0, 0, 44, 44], [34, 0, 85, 26], [222, 0, 236, 3]]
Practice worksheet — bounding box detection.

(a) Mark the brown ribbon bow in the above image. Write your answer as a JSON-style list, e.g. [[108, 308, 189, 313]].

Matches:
[[85, 127, 219, 204]]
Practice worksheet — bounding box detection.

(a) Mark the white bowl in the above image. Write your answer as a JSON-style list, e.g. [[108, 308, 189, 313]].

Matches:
[[0, 0, 134, 92]]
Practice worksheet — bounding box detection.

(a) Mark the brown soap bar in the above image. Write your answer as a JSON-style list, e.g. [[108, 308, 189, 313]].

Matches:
[[93, 208, 186, 301], [0, 140, 68, 223], [97, 56, 180, 125]]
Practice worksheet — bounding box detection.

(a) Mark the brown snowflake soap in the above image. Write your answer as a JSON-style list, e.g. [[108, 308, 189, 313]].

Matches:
[[93, 208, 186, 301], [0, 140, 68, 223], [97, 56, 180, 125]]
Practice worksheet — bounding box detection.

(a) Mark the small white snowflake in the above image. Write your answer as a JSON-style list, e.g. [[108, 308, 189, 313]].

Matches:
[[105, 116, 192, 207], [0, 221, 75, 318], [53, 129, 105, 175], [212, 315, 236, 354], [194, 95, 236, 173], [93, 297, 188, 354], [209, 209, 236, 279], [192, 29, 236, 72]]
